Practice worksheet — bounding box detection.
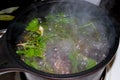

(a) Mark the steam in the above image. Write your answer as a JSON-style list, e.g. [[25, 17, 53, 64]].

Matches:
[[14, 0, 116, 74], [46, 0, 116, 61]]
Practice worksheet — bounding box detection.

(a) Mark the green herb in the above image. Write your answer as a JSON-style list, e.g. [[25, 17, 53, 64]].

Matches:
[[16, 18, 54, 69], [68, 52, 79, 73], [68, 51, 97, 72], [86, 58, 97, 69], [16, 32, 47, 58], [26, 18, 39, 32], [79, 22, 99, 41], [24, 59, 39, 69], [45, 13, 76, 38], [31, 61, 39, 69]]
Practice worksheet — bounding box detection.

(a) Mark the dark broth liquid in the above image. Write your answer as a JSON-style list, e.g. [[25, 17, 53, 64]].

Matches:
[[16, 13, 109, 74]]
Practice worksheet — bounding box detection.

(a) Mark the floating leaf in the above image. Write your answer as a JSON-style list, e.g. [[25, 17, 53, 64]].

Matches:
[[86, 58, 97, 69], [26, 18, 39, 32], [16, 50, 25, 55], [0, 15, 15, 21], [25, 48, 35, 57], [0, 7, 19, 14], [68, 52, 79, 73], [31, 61, 39, 69]]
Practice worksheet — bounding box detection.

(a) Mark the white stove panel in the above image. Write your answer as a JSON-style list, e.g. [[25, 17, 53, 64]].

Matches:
[[105, 41, 120, 80], [85, 0, 101, 6]]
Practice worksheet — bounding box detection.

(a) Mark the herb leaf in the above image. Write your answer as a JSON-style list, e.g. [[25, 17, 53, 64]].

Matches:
[[86, 58, 97, 69], [0, 7, 19, 14], [26, 18, 39, 32], [0, 15, 15, 21]]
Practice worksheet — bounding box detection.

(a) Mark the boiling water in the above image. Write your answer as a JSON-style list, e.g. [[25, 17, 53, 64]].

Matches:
[[15, 1, 115, 74], [16, 13, 111, 74]]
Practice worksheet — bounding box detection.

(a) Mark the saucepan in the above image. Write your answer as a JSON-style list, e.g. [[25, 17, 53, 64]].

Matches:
[[0, 0, 119, 80]]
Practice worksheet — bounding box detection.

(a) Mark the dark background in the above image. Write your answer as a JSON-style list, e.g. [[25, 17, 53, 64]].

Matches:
[[101, 0, 120, 36], [0, 0, 34, 9], [0, 0, 36, 29]]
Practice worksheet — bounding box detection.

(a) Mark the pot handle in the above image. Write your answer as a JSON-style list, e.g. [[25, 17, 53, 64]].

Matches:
[[0, 39, 24, 75], [0, 32, 23, 74]]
